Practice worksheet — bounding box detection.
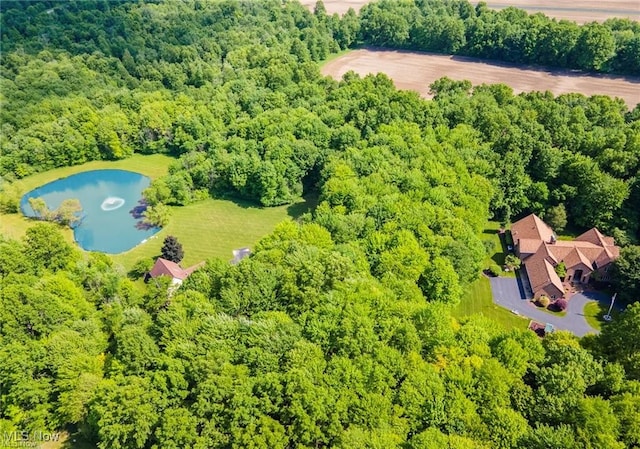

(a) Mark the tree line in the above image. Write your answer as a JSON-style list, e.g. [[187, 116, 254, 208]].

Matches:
[[358, 0, 640, 74]]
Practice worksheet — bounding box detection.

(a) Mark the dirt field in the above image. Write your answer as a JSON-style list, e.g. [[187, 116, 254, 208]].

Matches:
[[322, 49, 640, 108], [301, 1, 640, 23]]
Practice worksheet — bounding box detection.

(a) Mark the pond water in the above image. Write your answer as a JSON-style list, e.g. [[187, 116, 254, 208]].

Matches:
[[21, 169, 160, 253]]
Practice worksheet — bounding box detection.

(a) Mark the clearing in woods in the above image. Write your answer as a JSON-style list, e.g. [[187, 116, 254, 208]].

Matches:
[[322, 49, 640, 108]]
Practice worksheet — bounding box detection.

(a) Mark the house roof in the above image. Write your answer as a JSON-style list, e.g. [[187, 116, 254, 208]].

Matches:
[[512, 216, 619, 298], [575, 228, 608, 246], [149, 258, 204, 281], [518, 238, 543, 255], [562, 247, 592, 271], [511, 214, 555, 244]]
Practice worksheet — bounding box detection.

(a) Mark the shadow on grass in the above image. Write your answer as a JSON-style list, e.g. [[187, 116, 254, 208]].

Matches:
[[210, 192, 319, 219], [287, 193, 319, 219], [213, 194, 264, 210], [492, 252, 506, 266]]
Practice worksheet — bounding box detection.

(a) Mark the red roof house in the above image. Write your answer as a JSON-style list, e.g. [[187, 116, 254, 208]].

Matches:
[[148, 258, 205, 285], [511, 214, 619, 299]]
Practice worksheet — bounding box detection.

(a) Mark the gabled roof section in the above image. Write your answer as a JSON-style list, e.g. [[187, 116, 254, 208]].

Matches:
[[562, 248, 593, 272], [511, 214, 555, 244], [511, 215, 620, 299], [575, 228, 609, 247], [527, 252, 563, 294], [518, 238, 543, 255], [149, 258, 204, 281]]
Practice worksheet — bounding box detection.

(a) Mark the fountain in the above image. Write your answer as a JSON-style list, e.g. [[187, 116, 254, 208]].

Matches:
[[21, 169, 159, 253], [101, 196, 125, 211]]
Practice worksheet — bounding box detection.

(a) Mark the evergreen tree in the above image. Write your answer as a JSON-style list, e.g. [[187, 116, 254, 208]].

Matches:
[[161, 236, 184, 264]]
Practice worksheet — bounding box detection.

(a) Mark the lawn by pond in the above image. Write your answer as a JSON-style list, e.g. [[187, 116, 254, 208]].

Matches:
[[1, 154, 316, 270]]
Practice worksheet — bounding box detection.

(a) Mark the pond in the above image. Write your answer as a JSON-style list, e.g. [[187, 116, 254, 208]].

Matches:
[[20, 169, 160, 253]]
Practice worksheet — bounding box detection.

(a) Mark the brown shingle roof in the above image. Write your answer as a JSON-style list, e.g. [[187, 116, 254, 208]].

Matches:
[[526, 253, 564, 294], [518, 238, 543, 255], [575, 228, 608, 246], [512, 217, 619, 298], [511, 214, 555, 244]]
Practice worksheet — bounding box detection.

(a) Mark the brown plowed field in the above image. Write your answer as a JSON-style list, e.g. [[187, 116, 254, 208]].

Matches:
[[301, 1, 640, 23], [321, 49, 640, 108]]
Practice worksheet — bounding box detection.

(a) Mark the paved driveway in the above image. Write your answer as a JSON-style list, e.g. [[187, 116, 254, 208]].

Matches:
[[489, 277, 605, 336]]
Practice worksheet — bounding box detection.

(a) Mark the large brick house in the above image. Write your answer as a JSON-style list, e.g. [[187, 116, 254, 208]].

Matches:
[[511, 214, 619, 299]]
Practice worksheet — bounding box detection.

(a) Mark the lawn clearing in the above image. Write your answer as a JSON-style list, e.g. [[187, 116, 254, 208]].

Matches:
[[2, 154, 315, 271], [111, 195, 316, 270], [480, 221, 516, 278], [453, 275, 528, 330], [453, 220, 528, 330], [322, 49, 639, 109], [584, 301, 606, 331], [9, 153, 175, 193]]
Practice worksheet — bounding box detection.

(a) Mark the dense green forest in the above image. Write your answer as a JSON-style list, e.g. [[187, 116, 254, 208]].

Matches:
[[1, 0, 640, 448]]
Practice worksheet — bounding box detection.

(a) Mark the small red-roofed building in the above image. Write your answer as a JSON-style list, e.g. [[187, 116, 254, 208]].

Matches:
[[147, 257, 205, 286]]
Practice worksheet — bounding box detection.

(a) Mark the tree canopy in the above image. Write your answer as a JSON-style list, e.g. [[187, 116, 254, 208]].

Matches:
[[1, 1, 639, 448]]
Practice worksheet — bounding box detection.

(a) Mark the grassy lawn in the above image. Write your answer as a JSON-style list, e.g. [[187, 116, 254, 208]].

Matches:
[[453, 276, 528, 330], [1, 154, 316, 271], [9, 153, 175, 193], [111, 195, 316, 270], [452, 220, 528, 330], [584, 301, 606, 331], [479, 221, 516, 278]]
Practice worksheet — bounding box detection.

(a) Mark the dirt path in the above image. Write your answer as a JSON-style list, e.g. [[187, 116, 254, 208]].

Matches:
[[301, 0, 640, 23], [322, 49, 640, 108]]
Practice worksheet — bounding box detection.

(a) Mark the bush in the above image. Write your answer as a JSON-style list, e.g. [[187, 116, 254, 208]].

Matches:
[[483, 239, 496, 255], [537, 296, 551, 308], [549, 298, 568, 312], [129, 258, 154, 279], [488, 264, 501, 277], [505, 254, 521, 271]]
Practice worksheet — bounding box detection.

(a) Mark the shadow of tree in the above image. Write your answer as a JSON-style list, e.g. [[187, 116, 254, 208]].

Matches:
[[287, 193, 319, 219]]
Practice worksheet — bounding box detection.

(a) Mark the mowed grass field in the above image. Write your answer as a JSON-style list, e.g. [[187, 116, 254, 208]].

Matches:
[[110, 195, 316, 269], [1, 154, 315, 270], [452, 221, 528, 330]]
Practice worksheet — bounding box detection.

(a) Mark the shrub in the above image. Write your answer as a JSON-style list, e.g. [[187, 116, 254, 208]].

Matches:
[[538, 296, 551, 308], [488, 264, 501, 277], [505, 254, 521, 271], [550, 298, 568, 312], [555, 262, 567, 279]]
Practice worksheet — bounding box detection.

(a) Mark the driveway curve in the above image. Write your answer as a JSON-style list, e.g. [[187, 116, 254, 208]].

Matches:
[[489, 277, 608, 336]]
